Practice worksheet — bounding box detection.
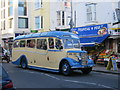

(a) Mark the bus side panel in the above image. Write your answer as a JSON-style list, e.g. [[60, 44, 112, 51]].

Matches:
[[47, 50, 66, 69]]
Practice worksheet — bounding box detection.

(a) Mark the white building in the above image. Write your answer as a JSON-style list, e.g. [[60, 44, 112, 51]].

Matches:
[[0, 0, 30, 49], [50, 0, 120, 53]]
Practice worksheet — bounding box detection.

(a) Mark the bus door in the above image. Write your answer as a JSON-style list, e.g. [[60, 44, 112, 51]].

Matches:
[[47, 38, 64, 69], [35, 39, 48, 67]]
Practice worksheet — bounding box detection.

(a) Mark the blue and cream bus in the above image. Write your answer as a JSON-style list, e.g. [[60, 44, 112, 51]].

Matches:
[[12, 31, 95, 75]]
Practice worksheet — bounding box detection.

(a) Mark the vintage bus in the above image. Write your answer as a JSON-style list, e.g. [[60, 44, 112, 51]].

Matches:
[[12, 31, 95, 75]]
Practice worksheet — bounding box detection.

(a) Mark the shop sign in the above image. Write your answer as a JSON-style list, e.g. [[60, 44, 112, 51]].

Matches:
[[71, 24, 108, 37]]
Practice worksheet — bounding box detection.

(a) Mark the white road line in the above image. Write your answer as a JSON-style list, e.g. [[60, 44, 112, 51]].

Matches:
[[63, 79, 116, 90], [44, 74, 60, 80], [64, 79, 97, 85], [21, 70, 117, 89], [93, 72, 118, 76]]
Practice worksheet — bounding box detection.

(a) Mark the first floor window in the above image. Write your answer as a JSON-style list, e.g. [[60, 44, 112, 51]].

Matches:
[[35, 16, 43, 29], [18, 17, 28, 28], [86, 3, 96, 22], [57, 11, 66, 26]]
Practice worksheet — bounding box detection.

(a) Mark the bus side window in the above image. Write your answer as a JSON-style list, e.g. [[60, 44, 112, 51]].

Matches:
[[20, 40, 25, 47], [48, 38, 54, 49], [27, 39, 35, 48], [37, 39, 47, 50], [55, 39, 62, 49], [13, 41, 19, 48]]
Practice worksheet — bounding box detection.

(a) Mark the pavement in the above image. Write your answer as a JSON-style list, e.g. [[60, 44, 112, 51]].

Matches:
[[93, 64, 120, 74]]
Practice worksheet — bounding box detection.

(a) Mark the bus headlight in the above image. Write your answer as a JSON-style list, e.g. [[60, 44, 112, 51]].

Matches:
[[76, 55, 82, 61]]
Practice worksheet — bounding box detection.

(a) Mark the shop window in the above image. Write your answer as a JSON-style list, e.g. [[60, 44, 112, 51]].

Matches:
[[20, 40, 25, 47], [27, 39, 35, 48], [37, 39, 47, 50], [13, 41, 19, 48]]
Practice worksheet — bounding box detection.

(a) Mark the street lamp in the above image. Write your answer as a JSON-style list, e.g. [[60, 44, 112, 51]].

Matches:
[[69, 0, 74, 32]]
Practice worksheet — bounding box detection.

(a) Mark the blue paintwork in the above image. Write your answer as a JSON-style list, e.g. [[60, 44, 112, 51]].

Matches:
[[12, 54, 95, 73], [67, 50, 87, 53], [48, 49, 62, 52], [12, 55, 28, 66], [28, 65, 59, 72], [61, 57, 95, 69], [14, 31, 79, 40]]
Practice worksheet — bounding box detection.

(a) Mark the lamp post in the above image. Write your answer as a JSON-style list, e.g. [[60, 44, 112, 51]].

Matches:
[[69, 0, 74, 32]]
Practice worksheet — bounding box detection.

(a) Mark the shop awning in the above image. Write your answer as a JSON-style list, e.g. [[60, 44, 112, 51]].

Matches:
[[80, 34, 109, 47]]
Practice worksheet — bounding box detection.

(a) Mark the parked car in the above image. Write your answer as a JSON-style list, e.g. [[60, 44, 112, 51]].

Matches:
[[0, 47, 10, 63], [0, 65, 14, 90]]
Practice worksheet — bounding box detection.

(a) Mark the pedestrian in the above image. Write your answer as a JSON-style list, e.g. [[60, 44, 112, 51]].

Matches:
[[106, 54, 118, 71]]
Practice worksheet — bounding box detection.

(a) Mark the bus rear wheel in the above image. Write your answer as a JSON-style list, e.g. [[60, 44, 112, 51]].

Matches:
[[20, 58, 27, 69], [60, 61, 72, 76]]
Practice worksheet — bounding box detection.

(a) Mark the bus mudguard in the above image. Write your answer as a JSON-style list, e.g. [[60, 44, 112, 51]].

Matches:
[[12, 55, 28, 66], [61, 57, 80, 67]]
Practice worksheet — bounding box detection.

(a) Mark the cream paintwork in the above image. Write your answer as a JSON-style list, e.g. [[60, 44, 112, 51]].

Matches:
[[12, 37, 82, 70]]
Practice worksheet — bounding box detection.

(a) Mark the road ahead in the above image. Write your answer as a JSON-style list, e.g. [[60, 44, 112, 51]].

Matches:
[[2, 62, 119, 89]]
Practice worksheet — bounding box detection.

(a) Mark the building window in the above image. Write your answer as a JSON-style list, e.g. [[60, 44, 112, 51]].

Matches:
[[8, 6, 13, 16], [86, 3, 96, 22], [3, 20, 5, 30], [18, 17, 28, 28], [8, 0, 13, 6], [8, 18, 13, 28], [35, 16, 43, 29], [18, 0, 27, 16], [57, 11, 66, 26], [1, 0, 5, 8], [35, 0, 42, 9]]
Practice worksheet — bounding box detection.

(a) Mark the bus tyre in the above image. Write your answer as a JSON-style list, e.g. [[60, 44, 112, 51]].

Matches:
[[21, 58, 27, 69], [61, 61, 72, 76], [81, 67, 92, 74]]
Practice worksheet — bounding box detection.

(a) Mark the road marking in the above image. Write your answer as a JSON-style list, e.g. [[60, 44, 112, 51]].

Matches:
[[21, 70, 117, 89], [92, 72, 118, 77], [64, 79, 117, 90], [44, 74, 60, 80]]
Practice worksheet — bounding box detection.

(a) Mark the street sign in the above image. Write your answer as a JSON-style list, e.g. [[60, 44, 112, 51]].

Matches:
[[115, 8, 120, 22]]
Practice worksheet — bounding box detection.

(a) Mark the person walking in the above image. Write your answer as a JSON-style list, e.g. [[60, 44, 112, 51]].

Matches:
[[106, 54, 118, 71]]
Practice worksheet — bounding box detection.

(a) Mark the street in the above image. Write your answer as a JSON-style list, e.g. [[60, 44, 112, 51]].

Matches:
[[2, 62, 119, 89]]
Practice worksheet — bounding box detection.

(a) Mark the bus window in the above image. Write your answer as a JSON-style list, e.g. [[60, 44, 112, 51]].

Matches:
[[48, 38, 54, 49], [27, 39, 35, 48], [13, 41, 19, 48], [20, 40, 26, 47], [55, 39, 63, 49], [37, 39, 47, 50]]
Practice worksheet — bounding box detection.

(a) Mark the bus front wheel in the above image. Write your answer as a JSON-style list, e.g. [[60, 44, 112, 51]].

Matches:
[[81, 67, 92, 74], [60, 61, 72, 76]]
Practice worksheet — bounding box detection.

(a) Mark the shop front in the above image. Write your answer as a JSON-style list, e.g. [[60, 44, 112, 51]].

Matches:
[[71, 24, 110, 64]]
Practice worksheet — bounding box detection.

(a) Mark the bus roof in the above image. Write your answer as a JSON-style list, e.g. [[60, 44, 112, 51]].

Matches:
[[14, 31, 79, 40]]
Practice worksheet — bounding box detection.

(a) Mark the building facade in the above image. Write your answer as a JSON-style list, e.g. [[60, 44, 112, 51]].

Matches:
[[0, 0, 30, 49], [30, 0, 50, 32], [49, 0, 120, 54]]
